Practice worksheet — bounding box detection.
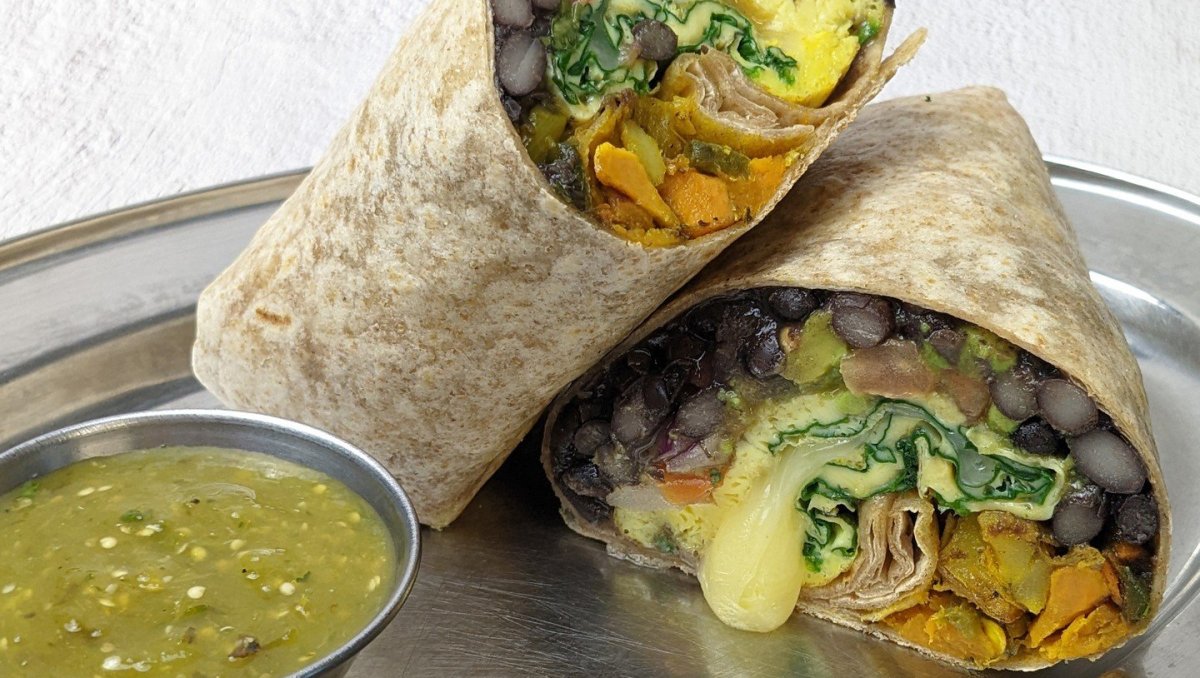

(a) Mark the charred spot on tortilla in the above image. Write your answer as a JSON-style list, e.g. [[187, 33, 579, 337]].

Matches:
[[549, 286, 1161, 664], [491, 0, 896, 245]]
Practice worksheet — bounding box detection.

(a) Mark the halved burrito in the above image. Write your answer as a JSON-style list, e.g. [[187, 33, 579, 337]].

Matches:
[[542, 87, 1168, 669], [192, 0, 920, 527]]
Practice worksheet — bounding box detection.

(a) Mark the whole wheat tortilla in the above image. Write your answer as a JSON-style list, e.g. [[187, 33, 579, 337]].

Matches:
[[191, 0, 921, 528], [542, 87, 1169, 670]]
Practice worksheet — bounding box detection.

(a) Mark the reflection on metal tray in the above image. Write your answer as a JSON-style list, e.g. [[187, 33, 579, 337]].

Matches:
[[1, 160, 1198, 677]]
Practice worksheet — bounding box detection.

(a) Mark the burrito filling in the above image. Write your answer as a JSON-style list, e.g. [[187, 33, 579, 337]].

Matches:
[[549, 288, 1160, 667], [492, 0, 887, 245]]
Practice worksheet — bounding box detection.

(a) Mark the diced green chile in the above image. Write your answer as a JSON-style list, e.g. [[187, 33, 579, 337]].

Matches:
[[687, 140, 751, 177]]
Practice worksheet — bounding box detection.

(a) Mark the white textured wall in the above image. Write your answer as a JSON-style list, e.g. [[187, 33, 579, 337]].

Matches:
[[1, 1, 1197, 239]]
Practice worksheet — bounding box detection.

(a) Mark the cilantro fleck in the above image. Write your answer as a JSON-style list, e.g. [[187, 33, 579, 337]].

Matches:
[[120, 509, 146, 523], [857, 19, 881, 45], [17, 481, 39, 500]]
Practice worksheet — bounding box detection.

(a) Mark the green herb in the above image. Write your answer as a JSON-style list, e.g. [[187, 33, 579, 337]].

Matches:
[[924, 95, 932, 103], [716, 388, 743, 410], [709, 469, 723, 486], [16, 481, 39, 500], [178, 604, 210, 619], [295, 571, 312, 583], [652, 531, 676, 554], [857, 19, 881, 45], [120, 509, 146, 523]]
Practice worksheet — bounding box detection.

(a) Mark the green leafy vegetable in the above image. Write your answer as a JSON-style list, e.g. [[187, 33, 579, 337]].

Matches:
[[548, 0, 799, 113]]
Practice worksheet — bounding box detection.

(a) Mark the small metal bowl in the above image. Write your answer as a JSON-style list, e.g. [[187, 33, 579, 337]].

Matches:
[[0, 409, 420, 677]]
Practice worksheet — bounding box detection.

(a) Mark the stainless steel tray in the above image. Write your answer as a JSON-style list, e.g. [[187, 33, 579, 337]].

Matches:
[[2, 160, 1197, 677]]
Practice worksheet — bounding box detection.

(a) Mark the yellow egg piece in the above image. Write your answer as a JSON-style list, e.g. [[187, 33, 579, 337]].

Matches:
[[728, 0, 885, 106]]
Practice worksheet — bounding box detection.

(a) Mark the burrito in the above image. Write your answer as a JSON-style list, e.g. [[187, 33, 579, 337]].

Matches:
[[192, 0, 920, 527], [542, 87, 1168, 669]]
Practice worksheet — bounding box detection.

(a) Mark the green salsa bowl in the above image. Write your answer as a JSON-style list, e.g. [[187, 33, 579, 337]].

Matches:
[[0, 409, 421, 677]]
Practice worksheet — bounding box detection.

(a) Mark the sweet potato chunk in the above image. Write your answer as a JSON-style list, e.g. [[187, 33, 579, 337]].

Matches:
[[659, 171, 736, 237], [885, 592, 1007, 665], [727, 156, 789, 215], [1027, 552, 1113, 647], [594, 142, 678, 228], [1038, 603, 1131, 662]]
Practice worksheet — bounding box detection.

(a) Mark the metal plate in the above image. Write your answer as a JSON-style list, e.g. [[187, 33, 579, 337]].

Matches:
[[1, 160, 1197, 677]]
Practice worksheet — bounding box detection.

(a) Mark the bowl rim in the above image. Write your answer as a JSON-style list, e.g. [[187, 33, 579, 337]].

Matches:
[[0, 408, 421, 677]]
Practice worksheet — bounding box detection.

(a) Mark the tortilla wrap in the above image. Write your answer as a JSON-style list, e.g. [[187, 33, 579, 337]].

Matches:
[[191, 0, 921, 527], [542, 87, 1169, 670]]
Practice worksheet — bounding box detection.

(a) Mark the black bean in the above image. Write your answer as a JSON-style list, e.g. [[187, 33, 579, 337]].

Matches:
[[745, 330, 785, 379], [1016, 349, 1060, 380], [612, 378, 667, 448], [642, 374, 673, 412], [689, 351, 715, 389], [501, 95, 523, 122], [626, 347, 656, 375], [563, 491, 612, 524], [668, 333, 705, 363], [829, 293, 894, 348], [573, 420, 611, 456], [767, 288, 820, 321], [1114, 494, 1159, 544], [491, 0, 533, 28], [927, 328, 964, 363], [1010, 418, 1062, 456], [1037, 379, 1099, 436], [561, 463, 612, 499], [1052, 484, 1107, 546], [631, 19, 678, 61], [990, 366, 1038, 422], [717, 301, 769, 346], [894, 302, 952, 340], [712, 341, 743, 382], [595, 441, 638, 484], [1069, 429, 1147, 494], [604, 359, 638, 394], [497, 31, 546, 97], [675, 389, 725, 439], [549, 405, 582, 472], [685, 301, 724, 339], [530, 13, 553, 38]]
